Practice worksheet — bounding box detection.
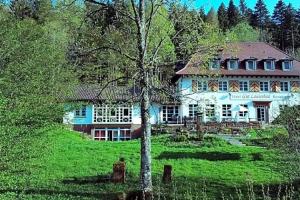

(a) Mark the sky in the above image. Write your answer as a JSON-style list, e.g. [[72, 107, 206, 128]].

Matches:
[[184, 0, 300, 13]]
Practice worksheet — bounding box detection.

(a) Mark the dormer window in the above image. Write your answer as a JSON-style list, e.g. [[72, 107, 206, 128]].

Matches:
[[264, 59, 275, 71], [246, 60, 257, 70], [227, 59, 238, 70], [282, 60, 293, 71], [210, 59, 220, 70]]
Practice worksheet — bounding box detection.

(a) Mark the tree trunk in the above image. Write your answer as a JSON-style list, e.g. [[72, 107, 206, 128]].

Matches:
[[135, 0, 153, 197]]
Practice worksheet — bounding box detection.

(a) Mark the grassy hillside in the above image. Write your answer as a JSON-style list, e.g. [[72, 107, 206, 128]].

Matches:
[[0, 126, 298, 199]]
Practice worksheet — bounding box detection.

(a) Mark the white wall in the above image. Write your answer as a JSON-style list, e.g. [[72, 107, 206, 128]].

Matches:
[[179, 76, 300, 122]]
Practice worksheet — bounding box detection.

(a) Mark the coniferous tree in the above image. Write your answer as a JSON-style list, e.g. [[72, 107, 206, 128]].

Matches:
[[283, 3, 298, 53], [239, 0, 247, 17], [239, 0, 252, 22], [218, 3, 228, 32], [199, 7, 206, 22], [227, 0, 239, 29], [252, 0, 270, 41], [296, 8, 300, 49], [206, 7, 218, 26], [271, 0, 287, 50]]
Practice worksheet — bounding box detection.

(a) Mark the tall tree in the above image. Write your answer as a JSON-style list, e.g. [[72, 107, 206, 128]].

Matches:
[[76, 0, 227, 197], [296, 8, 300, 50], [271, 0, 287, 50], [170, 4, 204, 62], [206, 7, 218, 26], [199, 6, 206, 22], [227, 0, 239, 28], [218, 2, 228, 32], [252, 0, 270, 41], [239, 0, 252, 22], [283, 3, 298, 53]]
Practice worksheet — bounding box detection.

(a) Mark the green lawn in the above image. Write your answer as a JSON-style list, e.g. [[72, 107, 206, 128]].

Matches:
[[0, 126, 298, 199]]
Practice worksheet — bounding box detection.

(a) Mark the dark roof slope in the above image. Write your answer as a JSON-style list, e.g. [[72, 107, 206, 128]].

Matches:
[[176, 42, 300, 77], [67, 85, 180, 104]]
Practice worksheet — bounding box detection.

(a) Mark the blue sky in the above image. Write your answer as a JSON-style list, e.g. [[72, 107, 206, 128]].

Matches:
[[184, 0, 300, 13]]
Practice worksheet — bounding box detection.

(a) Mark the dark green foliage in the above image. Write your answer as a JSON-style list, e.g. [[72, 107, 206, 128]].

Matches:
[[198, 7, 206, 22], [9, 0, 51, 22], [239, 0, 253, 23], [271, 0, 287, 50], [251, 152, 263, 161], [227, 0, 240, 29], [169, 4, 203, 62], [273, 106, 300, 151], [206, 7, 218, 26], [272, 0, 286, 26], [252, 0, 270, 41], [282, 4, 298, 53], [217, 3, 228, 32], [10, 0, 37, 19]]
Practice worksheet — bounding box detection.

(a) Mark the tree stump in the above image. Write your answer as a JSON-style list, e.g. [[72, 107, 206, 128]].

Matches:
[[112, 161, 126, 183], [162, 165, 172, 184]]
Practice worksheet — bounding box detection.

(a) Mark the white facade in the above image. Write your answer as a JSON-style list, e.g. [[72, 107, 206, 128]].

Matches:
[[178, 76, 300, 123]]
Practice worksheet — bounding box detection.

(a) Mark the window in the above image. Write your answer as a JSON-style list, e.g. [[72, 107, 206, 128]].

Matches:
[[260, 81, 269, 92], [239, 105, 248, 117], [219, 81, 228, 91], [162, 106, 179, 122], [205, 104, 215, 118], [189, 104, 198, 117], [228, 60, 238, 70], [94, 129, 131, 141], [94, 130, 106, 141], [239, 81, 249, 92], [120, 129, 131, 141], [198, 81, 208, 92], [282, 60, 292, 71], [246, 60, 256, 70], [280, 81, 289, 92], [222, 104, 232, 117], [210, 59, 220, 70], [94, 105, 132, 123], [75, 106, 86, 117], [264, 60, 275, 70]]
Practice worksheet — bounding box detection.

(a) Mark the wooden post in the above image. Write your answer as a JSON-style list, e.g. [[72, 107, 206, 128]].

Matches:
[[162, 165, 172, 184], [112, 160, 126, 183]]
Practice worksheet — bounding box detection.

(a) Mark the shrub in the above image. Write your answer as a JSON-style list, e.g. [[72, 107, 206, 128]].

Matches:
[[173, 134, 188, 142], [251, 152, 264, 161]]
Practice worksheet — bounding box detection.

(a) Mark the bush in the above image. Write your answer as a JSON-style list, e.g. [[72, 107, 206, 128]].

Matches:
[[246, 127, 288, 139], [251, 152, 264, 161], [173, 134, 188, 142]]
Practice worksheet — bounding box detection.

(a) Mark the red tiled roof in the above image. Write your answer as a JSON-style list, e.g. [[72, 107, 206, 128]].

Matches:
[[176, 42, 300, 77]]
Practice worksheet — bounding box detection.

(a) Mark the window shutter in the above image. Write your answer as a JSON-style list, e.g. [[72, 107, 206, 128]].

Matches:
[[291, 81, 300, 92], [208, 80, 218, 92], [229, 80, 239, 92], [250, 81, 260, 92], [192, 80, 197, 92], [271, 81, 280, 92]]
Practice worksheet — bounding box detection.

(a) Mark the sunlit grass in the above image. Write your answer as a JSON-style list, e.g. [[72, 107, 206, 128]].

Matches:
[[0, 126, 298, 199]]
